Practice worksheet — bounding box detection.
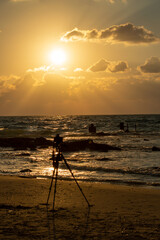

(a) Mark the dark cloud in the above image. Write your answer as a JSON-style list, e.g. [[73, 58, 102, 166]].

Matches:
[[100, 23, 158, 44], [139, 57, 160, 73], [61, 23, 159, 45], [86, 29, 99, 39], [110, 61, 129, 72], [89, 59, 109, 72], [89, 59, 129, 73]]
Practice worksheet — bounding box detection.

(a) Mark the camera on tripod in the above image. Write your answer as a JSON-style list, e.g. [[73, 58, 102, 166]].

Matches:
[[47, 134, 90, 209], [50, 134, 63, 164]]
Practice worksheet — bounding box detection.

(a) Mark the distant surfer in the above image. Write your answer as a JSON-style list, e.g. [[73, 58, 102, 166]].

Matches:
[[89, 123, 96, 133], [125, 123, 129, 132], [119, 122, 124, 131], [135, 123, 137, 132]]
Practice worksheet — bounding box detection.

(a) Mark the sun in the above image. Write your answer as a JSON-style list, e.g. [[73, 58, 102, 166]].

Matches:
[[49, 48, 67, 65]]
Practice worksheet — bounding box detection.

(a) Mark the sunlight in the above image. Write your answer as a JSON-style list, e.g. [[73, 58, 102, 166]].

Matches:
[[49, 48, 67, 65]]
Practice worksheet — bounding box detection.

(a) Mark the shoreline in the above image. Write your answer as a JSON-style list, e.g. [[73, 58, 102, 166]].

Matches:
[[0, 175, 160, 239], [1, 174, 160, 189]]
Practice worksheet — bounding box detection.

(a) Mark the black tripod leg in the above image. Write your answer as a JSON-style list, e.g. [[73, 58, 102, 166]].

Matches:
[[53, 167, 58, 210], [63, 156, 90, 207], [47, 168, 55, 205]]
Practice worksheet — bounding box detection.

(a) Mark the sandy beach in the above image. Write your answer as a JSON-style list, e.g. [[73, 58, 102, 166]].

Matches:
[[0, 176, 160, 240]]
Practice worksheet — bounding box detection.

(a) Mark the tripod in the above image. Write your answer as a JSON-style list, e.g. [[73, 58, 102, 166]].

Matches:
[[47, 136, 90, 210]]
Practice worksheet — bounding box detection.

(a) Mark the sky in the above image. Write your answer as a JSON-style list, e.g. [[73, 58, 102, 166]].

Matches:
[[0, 0, 160, 115]]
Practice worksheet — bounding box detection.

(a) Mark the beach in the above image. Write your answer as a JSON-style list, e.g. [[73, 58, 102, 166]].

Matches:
[[0, 176, 160, 239]]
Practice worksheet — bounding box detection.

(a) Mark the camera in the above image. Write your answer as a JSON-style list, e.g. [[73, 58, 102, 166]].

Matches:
[[54, 134, 63, 147]]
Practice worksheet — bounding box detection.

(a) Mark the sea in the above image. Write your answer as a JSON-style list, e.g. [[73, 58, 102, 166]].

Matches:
[[0, 115, 160, 188]]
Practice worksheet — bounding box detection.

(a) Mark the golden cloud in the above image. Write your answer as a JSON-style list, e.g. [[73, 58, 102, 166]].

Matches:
[[61, 23, 159, 45], [139, 57, 160, 73], [89, 59, 129, 72], [1, 61, 160, 115], [89, 59, 110, 72]]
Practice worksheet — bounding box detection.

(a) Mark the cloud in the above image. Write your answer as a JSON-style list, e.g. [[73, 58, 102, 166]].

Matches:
[[94, 0, 127, 3], [110, 61, 129, 72], [61, 28, 85, 42], [89, 59, 129, 72], [74, 68, 83, 72], [0, 70, 72, 115], [27, 65, 53, 73], [108, 0, 127, 3], [89, 59, 110, 72], [0, 75, 20, 96], [0, 62, 160, 115], [61, 23, 159, 45], [10, 0, 34, 2], [139, 57, 160, 73], [63, 72, 160, 114]]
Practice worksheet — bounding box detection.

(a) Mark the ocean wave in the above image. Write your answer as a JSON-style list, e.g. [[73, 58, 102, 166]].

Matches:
[[60, 164, 160, 177], [0, 115, 160, 189], [1, 126, 160, 139], [0, 128, 54, 138], [0, 170, 19, 174], [0, 170, 160, 188]]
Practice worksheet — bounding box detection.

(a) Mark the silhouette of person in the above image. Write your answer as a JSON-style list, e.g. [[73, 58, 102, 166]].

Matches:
[[125, 123, 129, 132], [88, 124, 96, 133], [119, 122, 124, 131], [135, 123, 137, 132]]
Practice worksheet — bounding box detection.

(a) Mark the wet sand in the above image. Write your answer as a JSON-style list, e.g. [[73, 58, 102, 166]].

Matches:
[[0, 176, 160, 239]]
